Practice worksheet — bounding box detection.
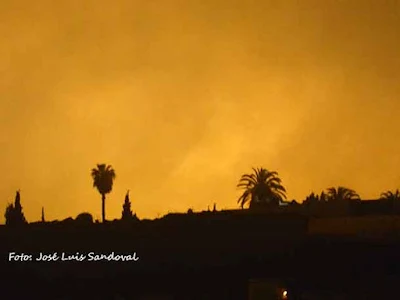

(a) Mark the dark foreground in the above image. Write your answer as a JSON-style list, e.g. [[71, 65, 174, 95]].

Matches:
[[1, 215, 400, 299]]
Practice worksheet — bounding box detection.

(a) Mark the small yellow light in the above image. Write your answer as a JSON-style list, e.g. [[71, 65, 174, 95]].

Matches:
[[282, 290, 288, 299]]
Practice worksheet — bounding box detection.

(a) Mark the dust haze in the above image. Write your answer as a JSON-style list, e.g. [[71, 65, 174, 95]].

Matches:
[[0, 0, 399, 221]]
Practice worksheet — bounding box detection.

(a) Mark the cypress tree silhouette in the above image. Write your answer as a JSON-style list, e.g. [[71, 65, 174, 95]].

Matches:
[[121, 190, 133, 220], [14, 190, 26, 224], [4, 203, 14, 225], [41, 207, 45, 222], [4, 190, 27, 226]]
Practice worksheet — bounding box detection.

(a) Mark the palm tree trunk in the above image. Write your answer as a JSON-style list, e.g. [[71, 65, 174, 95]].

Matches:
[[101, 194, 106, 223]]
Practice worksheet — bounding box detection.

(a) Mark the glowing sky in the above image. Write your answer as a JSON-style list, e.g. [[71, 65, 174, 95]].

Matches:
[[1, 0, 399, 222]]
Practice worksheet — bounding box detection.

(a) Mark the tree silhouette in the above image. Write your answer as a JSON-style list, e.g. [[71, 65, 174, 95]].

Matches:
[[380, 189, 400, 212], [41, 207, 45, 222], [91, 164, 116, 223], [320, 191, 327, 202], [4, 203, 14, 225], [303, 192, 319, 206], [237, 167, 286, 209], [75, 212, 93, 224], [4, 190, 27, 226], [380, 189, 400, 202], [326, 186, 360, 201], [122, 190, 133, 220]]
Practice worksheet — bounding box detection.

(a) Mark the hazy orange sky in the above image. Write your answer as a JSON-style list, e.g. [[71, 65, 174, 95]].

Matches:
[[1, 0, 399, 222]]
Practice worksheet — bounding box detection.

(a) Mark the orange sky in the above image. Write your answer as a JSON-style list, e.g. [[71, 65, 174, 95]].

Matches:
[[1, 0, 399, 223]]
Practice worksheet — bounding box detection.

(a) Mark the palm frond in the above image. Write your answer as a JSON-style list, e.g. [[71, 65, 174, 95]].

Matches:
[[237, 190, 251, 208]]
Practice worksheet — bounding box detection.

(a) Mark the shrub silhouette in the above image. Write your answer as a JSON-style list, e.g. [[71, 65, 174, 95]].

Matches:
[[61, 217, 74, 225], [303, 192, 319, 206], [75, 212, 93, 224]]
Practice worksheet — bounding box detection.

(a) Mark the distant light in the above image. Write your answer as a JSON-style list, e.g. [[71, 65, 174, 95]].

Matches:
[[282, 290, 288, 299]]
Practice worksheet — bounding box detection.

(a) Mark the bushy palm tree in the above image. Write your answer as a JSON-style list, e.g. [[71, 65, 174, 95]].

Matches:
[[91, 164, 116, 223], [380, 189, 400, 202], [237, 167, 286, 209], [326, 186, 360, 201]]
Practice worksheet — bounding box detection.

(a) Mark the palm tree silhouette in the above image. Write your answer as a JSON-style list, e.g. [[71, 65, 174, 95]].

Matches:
[[326, 186, 360, 201], [380, 189, 400, 202], [237, 167, 286, 209], [380, 190, 400, 213], [91, 164, 116, 223]]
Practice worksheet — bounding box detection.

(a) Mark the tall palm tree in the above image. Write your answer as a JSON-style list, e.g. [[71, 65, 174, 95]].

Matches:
[[91, 164, 116, 223], [237, 167, 286, 209], [380, 189, 400, 202], [326, 186, 360, 201]]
